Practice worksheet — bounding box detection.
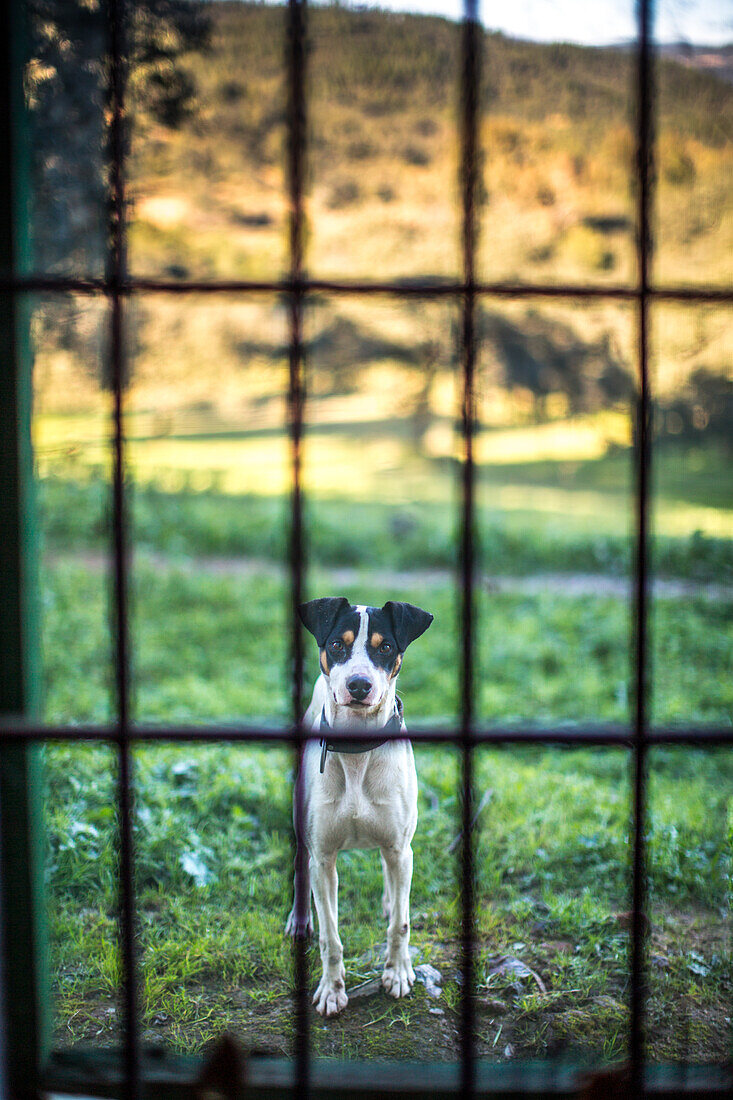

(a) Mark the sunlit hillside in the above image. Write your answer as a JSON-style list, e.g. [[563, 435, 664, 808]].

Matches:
[[38, 2, 731, 411], [126, 2, 733, 287], [33, 2, 732, 547]]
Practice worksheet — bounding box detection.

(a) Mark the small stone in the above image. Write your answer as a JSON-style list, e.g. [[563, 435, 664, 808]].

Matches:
[[429, 1007, 444, 1015], [414, 963, 443, 998], [503, 1043, 514, 1059], [347, 978, 382, 1000], [487, 955, 547, 995]]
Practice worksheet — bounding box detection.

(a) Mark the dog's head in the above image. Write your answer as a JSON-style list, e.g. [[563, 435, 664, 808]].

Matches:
[[299, 598, 433, 710]]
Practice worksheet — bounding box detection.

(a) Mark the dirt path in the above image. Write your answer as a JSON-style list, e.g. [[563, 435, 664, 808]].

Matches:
[[46, 551, 732, 601]]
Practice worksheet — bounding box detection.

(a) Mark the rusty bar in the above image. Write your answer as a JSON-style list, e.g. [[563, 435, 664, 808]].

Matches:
[[286, 0, 310, 1095], [459, 0, 481, 1094], [630, 0, 655, 1092], [0, 721, 732, 748], [107, 0, 139, 1096], [2, 274, 733, 306]]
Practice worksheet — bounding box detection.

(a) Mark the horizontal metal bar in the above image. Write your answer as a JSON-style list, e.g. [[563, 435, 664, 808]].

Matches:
[[1, 720, 731, 747], [44, 1050, 733, 1099], [1, 274, 732, 303]]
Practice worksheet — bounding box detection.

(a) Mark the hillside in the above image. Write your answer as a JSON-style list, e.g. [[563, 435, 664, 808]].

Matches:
[[127, 1, 732, 289], [659, 42, 733, 85], [37, 3, 731, 460]]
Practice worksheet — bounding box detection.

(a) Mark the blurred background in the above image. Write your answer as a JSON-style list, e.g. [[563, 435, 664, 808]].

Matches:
[[27, 0, 730, 1072]]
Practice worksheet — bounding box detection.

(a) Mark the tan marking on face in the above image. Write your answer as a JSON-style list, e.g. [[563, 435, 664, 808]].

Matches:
[[390, 653, 403, 679], [320, 651, 330, 676], [342, 630, 355, 645], [370, 632, 384, 649]]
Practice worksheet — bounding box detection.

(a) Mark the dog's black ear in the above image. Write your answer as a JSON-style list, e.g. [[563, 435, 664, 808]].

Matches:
[[382, 601, 433, 652], [299, 597, 351, 647]]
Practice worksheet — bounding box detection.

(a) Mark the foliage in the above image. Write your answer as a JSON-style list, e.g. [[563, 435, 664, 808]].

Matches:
[[40, 556, 731, 729], [26, 0, 209, 273], [28, 3, 733, 419], [656, 369, 733, 445], [38, 462, 733, 583], [481, 309, 632, 416], [42, 562, 731, 1057]]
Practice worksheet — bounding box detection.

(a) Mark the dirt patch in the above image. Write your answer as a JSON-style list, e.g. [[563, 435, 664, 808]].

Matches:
[[53, 909, 730, 1066]]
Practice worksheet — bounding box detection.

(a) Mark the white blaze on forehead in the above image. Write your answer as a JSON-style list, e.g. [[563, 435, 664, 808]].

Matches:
[[351, 606, 369, 661]]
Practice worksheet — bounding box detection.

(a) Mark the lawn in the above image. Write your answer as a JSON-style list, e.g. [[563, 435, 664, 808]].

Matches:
[[34, 318, 733, 1066], [43, 558, 731, 1063], [27, 0, 732, 1072]]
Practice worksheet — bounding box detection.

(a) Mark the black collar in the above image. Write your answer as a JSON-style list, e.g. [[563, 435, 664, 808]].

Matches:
[[319, 696, 404, 773]]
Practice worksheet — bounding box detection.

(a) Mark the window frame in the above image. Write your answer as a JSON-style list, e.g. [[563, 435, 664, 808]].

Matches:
[[0, 0, 731, 1096]]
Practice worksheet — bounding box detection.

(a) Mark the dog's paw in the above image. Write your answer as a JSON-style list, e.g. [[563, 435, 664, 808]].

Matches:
[[313, 975, 348, 1017], [285, 906, 313, 939], [382, 958, 415, 999]]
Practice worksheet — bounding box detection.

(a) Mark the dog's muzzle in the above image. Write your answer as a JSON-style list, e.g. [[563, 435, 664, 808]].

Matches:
[[346, 675, 372, 703]]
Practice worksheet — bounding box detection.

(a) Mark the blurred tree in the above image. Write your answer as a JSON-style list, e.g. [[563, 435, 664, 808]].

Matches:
[[658, 369, 733, 446], [26, 0, 210, 275], [482, 309, 633, 420]]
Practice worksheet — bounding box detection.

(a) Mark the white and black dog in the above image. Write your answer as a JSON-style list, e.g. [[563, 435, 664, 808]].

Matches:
[[286, 597, 433, 1017]]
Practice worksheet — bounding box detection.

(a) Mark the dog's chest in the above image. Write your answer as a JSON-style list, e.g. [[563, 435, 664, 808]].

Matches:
[[313, 750, 416, 852], [327, 787, 385, 849]]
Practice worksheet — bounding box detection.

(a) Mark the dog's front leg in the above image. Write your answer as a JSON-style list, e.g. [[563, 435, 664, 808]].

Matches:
[[285, 840, 313, 938], [380, 844, 415, 998], [310, 853, 348, 1016]]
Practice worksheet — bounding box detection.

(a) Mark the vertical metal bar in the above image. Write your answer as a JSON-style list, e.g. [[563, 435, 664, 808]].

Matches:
[[0, 2, 51, 1094], [107, 1, 139, 1096], [0, 788, 8, 1100], [286, 1, 310, 1095], [630, 0, 654, 1093], [459, 1, 480, 1096]]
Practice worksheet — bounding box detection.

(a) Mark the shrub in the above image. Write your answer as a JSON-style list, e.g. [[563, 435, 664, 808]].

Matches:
[[664, 149, 696, 187], [402, 144, 431, 167], [326, 178, 361, 209], [415, 117, 438, 137], [346, 139, 375, 161]]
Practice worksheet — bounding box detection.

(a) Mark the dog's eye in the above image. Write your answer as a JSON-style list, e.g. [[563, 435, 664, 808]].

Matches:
[[329, 639, 344, 653], [379, 642, 393, 655]]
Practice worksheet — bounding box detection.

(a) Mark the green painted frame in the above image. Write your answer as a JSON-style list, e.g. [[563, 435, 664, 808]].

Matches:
[[0, 3, 51, 1096], [42, 1050, 733, 1098]]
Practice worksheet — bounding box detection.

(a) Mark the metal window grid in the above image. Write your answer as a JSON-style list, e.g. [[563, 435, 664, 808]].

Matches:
[[0, 0, 732, 1097]]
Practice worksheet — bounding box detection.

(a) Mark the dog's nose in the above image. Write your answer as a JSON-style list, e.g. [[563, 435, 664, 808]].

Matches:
[[347, 676, 372, 702]]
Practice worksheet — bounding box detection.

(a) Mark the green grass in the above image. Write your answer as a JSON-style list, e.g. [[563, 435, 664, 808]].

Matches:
[[38, 451, 733, 583], [42, 559, 731, 1061], [37, 433, 732, 1060], [32, 0, 733, 1065], [45, 738, 731, 1061], [41, 559, 732, 727]]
